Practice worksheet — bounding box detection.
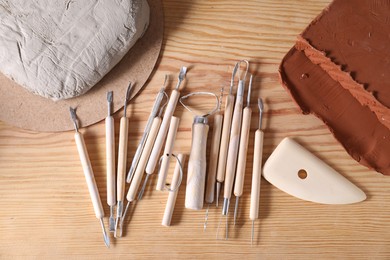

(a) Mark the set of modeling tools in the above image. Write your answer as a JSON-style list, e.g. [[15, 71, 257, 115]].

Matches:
[[69, 62, 269, 247]]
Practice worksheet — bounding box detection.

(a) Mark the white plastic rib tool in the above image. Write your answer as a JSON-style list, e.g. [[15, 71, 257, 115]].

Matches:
[[146, 67, 187, 176], [233, 74, 253, 226], [216, 62, 239, 208], [222, 60, 249, 240], [249, 98, 264, 246], [156, 116, 180, 191], [115, 83, 133, 238], [181, 92, 219, 210], [263, 137, 367, 204], [126, 77, 168, 183], [162, 154, 185, 226], [69, 107, 110, 248], [105, 91, 116, 233]]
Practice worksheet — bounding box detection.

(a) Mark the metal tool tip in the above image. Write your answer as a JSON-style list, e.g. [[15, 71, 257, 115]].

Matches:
[[216, 182, 221, 208], [164, 74, 169, 86], [69, 107, 79, 131], [233, 196, 239, 227], [180, 66, 188, 77], [125, 82, 133, 101], [138, 174, 150, 201], [107, 91, 113, 102], [258, 98, 264, 112], [251, 220, 255, 246]]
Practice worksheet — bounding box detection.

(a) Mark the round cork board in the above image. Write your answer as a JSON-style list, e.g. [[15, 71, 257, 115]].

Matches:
[[0, 0, 163, 132]]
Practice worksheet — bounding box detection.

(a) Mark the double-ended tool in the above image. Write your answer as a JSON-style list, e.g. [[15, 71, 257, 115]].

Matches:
[[115, 83, 134, 238], [69, 107, 110, 248]]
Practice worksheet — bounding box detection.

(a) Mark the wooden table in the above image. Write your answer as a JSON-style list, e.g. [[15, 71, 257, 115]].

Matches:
[[1, 0, 389, 258]]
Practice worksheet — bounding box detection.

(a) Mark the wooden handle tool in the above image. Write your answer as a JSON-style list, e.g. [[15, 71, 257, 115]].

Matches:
[[215, 62, 240, 207], [146, 67, 187, 175], [105, 91, 116, 232], [156, 116, 180, 191], [233, 74, 253, 225], [162, 154, 185, 226], [222, 79, 245, 216], [185, 117, 209, 210], [250, 98, 264, 245], [115, 83, 133, 238], [69, 107, 110, 248], [128, 116, 162, 202], [126, 81, 167, 183]]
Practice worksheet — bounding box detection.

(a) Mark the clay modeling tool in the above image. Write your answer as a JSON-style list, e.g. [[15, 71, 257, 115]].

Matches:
[[69, 107, 110, 248], [263, 137, 367, 204], [216, 62, 239, 207], [114, 83, 133, 238], [162, 154, 185, 227], [249, 98, 264, 245], [120, 99, 168, 228], [126, 76, 168, 183], [181, 92, 219, 210], [156, 116, 180, 191], [222, 60, 249, 239], [233, 74, 253, 226], [146, 67, 187, 176], [203, 88, 224, 230], [105, 91, 116, 232]]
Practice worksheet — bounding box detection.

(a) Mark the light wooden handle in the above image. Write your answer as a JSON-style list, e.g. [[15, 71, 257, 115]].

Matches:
[[216, 94, 235, 183], [234, 107, 252, 197], [205, 114, 223, 204], [117, 117, 129, 201], [105, 116, 116, 206], [250, 130, 264, 221], [224, 95, 244, 200], [185, 121, 209, 210], [74, 132, 104, 219], [162, 154, 185, 227], [156, 116, 180, 191], [127, 117, 162, 202], [146, 90, 180, 175]]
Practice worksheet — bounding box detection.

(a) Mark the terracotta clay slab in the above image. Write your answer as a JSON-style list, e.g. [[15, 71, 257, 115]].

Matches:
[[279, 0, 390, 175], [0, 0, 163, 132]]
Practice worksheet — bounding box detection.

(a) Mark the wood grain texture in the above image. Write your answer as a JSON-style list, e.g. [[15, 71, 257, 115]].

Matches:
[[0, 0, 389, 259]]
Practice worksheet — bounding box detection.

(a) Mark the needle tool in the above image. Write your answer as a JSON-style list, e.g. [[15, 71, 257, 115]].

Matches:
[[115, 83, 134, 238], [221, 60, 249, 239], [250, 98, 264, 245], [216, 62, 239, 207], [105, 91, 116, 232], [233, 74, 253, 226], [69, 107, 110, 248]]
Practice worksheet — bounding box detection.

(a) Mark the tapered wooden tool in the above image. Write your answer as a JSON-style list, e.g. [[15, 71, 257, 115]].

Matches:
[[69, 107, 110, 248]]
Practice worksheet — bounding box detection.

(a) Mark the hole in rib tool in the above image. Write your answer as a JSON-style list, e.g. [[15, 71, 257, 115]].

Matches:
[[69, 107, 110, 248], [126, 76, 169, 183], [233, 74, 254, 227], [105, 91, 116, 233], [162, 154, 185, 226], [121, 85, 168, 229], [145, 67, 187, 181], [181, 92, 219, 211], [250, 98, 264, 245], [204, 88, 224, 230], [220, 60, 249, 240], [216, 62, 240, 207], [114, 83, 134, 238]]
